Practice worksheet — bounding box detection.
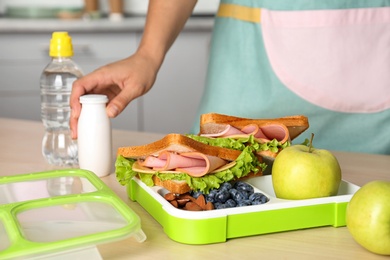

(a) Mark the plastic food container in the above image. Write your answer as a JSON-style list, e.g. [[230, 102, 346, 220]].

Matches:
[[0, 169, 145, 259], [127, 175, 359, 245]]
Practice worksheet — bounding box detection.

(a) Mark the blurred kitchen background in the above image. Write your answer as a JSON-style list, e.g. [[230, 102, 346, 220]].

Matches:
[[0, 0, 219, 134], [0, 0, 219, 18]]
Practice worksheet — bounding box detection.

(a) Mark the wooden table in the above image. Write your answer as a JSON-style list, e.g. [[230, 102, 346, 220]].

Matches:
[[1, 118, 389, 259]]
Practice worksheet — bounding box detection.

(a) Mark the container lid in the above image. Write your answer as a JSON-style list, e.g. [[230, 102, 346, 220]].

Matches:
[[0, 169, 146, 259], [80, 94, 109, 104]]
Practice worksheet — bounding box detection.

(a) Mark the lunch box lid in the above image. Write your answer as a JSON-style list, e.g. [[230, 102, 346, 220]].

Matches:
[[0, 169, 146, 259]]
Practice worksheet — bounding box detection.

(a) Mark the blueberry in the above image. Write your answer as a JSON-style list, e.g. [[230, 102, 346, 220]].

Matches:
[[203, 182, 269, 209], [237, 200, 252, 207], [249, 192, 262, 202], [230, 189, 247, 202], [229, 188, 238, 197], [210, 189, 218, 195], [241, 191, 250, 200], [233, 182, 241, 189], [225, 199, 237, 208], [205, 190, 217, 203], [220, 182, 233, 191], [260, 194, 268, 204], [249, 192, 269, 204], [215, 189, 230, 203], [234, 181, 254, 194], [214, 202, 227, 210]]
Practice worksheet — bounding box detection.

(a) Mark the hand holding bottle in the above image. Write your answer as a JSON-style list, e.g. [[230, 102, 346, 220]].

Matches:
[[70, 51, 160, 139], [70, 0, 198, 139]]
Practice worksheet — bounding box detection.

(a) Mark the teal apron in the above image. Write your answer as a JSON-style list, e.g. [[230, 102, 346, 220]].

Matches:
[[191, 0, 390, 155]]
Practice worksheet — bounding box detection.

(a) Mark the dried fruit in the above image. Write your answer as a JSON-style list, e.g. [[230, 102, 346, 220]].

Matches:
[[163, 192, 214, 211], [184, 202, 203, 211]]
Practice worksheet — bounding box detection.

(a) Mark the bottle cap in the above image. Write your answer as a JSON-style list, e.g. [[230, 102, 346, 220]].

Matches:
[[80, 94, 109, 104], [49, 31, 74, 57]]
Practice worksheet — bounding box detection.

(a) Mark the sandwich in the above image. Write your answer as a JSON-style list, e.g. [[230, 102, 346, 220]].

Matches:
[[187, 113, 309, 160], [115, 133, 266, 194]]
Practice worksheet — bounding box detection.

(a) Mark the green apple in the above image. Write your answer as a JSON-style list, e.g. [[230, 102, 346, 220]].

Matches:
[[346, 180, 390, 255], [271, 138, 342, 199]]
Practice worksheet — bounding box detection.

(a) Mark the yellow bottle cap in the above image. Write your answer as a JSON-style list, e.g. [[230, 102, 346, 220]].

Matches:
[[49, 31, 74, 57]]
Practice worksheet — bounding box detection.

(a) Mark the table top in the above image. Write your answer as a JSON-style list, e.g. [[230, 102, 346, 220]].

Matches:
[[1, 117, 389, 259]]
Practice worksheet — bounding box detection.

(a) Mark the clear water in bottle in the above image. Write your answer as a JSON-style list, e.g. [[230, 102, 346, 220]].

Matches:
[[40, 32, 83, 167], [41, 69, 81, 166]]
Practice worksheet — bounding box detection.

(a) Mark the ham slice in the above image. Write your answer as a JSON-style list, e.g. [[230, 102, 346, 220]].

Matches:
[[200, 123, 290, 143], [257, 124, 289, 143], [200, 124, 244, 137], [139, 151, 206, 171], [138, 151, 227, 177], [139, 155, 167, 168], [176, 152, 227, 177]]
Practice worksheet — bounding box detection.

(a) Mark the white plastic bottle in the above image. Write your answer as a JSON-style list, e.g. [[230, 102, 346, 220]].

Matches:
[[77, 94, 112, 177], [40, 31, 83, 166]]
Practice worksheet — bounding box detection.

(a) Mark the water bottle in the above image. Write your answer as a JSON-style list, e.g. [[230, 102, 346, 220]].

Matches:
[[78, 94, 112, 177], [40, 31, 83, 167]]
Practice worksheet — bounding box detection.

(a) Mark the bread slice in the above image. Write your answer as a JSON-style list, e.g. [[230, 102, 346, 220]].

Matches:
[[199, 113, 309, 141], [152, 176, 191, 194], [117, 133, 242, 161]]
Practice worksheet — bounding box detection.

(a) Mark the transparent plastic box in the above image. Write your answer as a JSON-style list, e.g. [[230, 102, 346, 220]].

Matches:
[[0, 169, 145, 259]]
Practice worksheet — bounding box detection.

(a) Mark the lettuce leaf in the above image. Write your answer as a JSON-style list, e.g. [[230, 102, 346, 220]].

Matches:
[[186, 134, 290, 154], [186, 134, 247, 150], [115, 155, 137, 185], [114, 146, 267, 194]]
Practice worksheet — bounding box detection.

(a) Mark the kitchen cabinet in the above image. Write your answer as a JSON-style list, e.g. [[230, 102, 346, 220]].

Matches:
[[0, 32, 140, 131], [0, 18, 213, 134]]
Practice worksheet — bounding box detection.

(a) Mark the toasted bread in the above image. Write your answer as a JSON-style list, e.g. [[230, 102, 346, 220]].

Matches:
[[117, 133, 242, 161], [199, 113, 309, 141], [152, 176, 191, 194]]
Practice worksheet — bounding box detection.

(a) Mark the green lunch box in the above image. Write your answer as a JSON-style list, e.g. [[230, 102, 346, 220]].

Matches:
[[127, 175, 359, 245]]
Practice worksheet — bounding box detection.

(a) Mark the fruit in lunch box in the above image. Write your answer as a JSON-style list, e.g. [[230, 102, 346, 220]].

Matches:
[[165, 181, 269, 211], [271, 134, 341, 200], [164, 193, 214, 211], [346, 180, 390, 255], [192, 181, 269, 210]]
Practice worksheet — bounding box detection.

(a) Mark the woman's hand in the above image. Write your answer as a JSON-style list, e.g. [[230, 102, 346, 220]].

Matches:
[[70, 51, 159, 139], [70, 0, 197, 139]]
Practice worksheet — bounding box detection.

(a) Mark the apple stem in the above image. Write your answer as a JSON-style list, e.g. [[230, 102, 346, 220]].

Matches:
[[309, 133, 314, 153]]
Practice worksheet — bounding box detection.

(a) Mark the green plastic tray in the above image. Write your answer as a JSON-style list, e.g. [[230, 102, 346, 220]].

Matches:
[[0, 169, 145, 260], [127, 175, 359, 245]]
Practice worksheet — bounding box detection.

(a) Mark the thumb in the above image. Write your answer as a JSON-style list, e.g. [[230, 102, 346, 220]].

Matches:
[[106, 101, 121, 118], [106, 86, 139, 118], [106, 81, 144, 118]]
